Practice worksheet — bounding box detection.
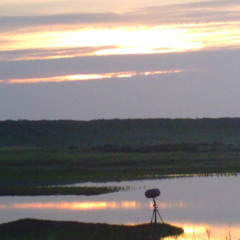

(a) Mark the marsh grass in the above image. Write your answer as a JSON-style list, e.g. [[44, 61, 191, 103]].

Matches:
[[0, 146, 240, 196], [0, 185, 121, 196]]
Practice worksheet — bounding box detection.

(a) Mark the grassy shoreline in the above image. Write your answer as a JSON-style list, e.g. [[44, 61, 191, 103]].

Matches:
[[0, 185, 122, 196]]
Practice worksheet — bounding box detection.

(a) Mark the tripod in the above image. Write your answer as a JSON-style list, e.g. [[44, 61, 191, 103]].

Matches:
[[150, 198, 164, 224]]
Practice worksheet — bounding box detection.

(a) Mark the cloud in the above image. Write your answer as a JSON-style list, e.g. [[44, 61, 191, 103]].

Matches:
[[0, 13, 121, 32], [130, 0, 240, 24], [1, 0, 240, 32], [1, 48, 240, 82], [0, 46, 117, 61], [0, 0, 131, 17], [4, 70, 183, 84]]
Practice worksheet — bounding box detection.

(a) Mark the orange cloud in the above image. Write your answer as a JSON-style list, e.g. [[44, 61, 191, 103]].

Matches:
[[2, 20, 240, 61], [4, 69, 183, 84]]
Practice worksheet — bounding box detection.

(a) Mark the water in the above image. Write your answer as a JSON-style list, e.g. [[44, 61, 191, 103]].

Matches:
[[0, 174, 239, 239]]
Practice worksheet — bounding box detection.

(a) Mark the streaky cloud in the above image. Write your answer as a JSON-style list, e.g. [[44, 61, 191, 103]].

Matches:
[[5, 70, 183, 84], [131, 0, 240, 24], [1, 48, 240, 81], [0, 46, 117, 61], [0, 13, 121, 32], [1, 0, 240, 32]]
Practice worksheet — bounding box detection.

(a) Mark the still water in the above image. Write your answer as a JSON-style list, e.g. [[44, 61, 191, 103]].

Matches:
[[0, 174, 239, 239]]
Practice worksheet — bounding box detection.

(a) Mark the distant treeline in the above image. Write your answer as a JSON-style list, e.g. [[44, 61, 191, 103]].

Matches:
[[1, 118, 240, 147]]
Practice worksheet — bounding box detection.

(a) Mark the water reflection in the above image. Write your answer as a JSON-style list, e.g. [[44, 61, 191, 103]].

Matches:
[[1, 201, 142, 210], [0, 200, 186, 211], [0, 175, 239, 240], [167, 222, 240, 240]]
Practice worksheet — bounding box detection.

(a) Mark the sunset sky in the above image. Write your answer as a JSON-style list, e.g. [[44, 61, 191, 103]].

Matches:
[[1, 0, 240, 120]]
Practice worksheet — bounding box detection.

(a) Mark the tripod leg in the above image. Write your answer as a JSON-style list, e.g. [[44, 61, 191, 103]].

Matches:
[[150, 198, 164, 224], [156, 209, 164, 223], [154, 209, 157, 224], [151, 209, 155, 223]]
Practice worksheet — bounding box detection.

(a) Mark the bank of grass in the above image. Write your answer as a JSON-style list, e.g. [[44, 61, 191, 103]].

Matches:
[[0, 146, 240, 196], [0, 185, 121, 196], [0, 218, 184, 240]]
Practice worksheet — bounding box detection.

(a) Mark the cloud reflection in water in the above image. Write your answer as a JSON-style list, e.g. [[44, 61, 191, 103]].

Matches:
[[0, 200, 186, 211]]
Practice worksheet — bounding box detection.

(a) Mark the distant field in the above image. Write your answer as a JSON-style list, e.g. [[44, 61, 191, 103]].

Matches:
[[0, 145, 240, 196]]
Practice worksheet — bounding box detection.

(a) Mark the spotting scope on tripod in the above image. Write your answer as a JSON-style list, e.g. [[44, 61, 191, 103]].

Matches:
[[145, 188, 164, 224]]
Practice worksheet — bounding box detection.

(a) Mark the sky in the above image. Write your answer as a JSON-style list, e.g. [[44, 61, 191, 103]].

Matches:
[[1, 0, 240, 120]]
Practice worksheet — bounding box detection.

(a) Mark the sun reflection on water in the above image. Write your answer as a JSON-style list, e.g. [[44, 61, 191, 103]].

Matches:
[[166, 223, 240, 240]]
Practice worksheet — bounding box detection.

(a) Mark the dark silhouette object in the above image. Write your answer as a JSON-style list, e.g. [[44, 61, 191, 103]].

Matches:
[[145, 188, 164, 224], [0, 218, 184, 240]]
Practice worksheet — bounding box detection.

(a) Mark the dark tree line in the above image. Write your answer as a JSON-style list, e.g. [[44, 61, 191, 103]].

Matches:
[[1, 118, 240, 147]]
